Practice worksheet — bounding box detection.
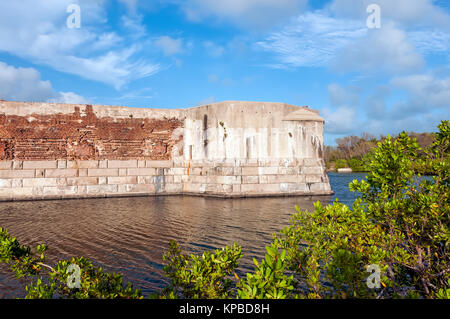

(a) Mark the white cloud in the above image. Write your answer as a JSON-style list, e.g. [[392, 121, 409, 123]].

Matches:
[[180, 0, 307, 29], [323, 72, 450, 140], [208, 74, 219, 83], [0, 62, 54, 102], [257, 12, 367, 68], [333, 23, 424, 74], [196, 96, 216, 106], [155, 36, 184, 56], [390, 74, 450, 115], [118, 0, 139, 14], [0, 0, 159, 89], [203, 41, 225, 58], [50, 91, 90, 104], [328, 0, 450, 29], [322, 106, 358, 134], [328, 83, 361, 107], [257, 5, 449, 72], [0, 61, 88, 104]]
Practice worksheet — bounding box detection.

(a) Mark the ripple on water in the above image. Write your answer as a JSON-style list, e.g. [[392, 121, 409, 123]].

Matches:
[[0, 173, 365, 298]]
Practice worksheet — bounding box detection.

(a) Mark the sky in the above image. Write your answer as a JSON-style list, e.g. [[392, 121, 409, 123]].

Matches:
[[0, 0, 449, 145]]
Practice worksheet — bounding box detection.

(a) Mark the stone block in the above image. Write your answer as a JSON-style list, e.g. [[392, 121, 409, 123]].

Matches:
[[66, 177, 98, 186], [244, 159, 258, 167], [108, 176, 138, 185], [99, 160, 108, 168], [164, 183, 183, 193], [12, 161, 23, 170], [107, 160, 138, 168], [78, 186, 87, 194], [165, 175, 174, 183], [138, 160, 146, 168], [173, 158, 185, 167], [306, 175, 322, 183], [118, 184, 155, 193], [127, 168, 156, 176], [23, 161, 57, 169], [11, 179, 23, 188], [241, 167, 258, 176], [45, 169, 78, 178], [309, 183, 325, 192], [118, 168, 127, 176], [259, 159, 279, 167], [0, 187, 33, 197], [173, 175, 182, 183], [88, 168, 119, 177], [56, 178, 67, 186], [23, 178, 58, 187], [0, 170, 35, 179], [0, 179, 12, 188], [138, 176, 153, 184], [232, 184, 241, 193], [242, 176, 259, 184], [280, 183, 308, 193], [57, 160, 67, 169], [241, 183, 280, 193], [189, 161, 205, 168], [0, 161, 12, 170], [86, 184, 118, 194], [190, 175, 208, 184], [99, 177, 107, 185], [79, 169, 88, 177], [189, 167, 203, 175], [302, 167, 323, 175], [279, 159, 296, 167], [221, 167, 235, 175], [222, 184, 233, 193], [278, 167, 298, 175], [67, 160, 99, 169], [259, 175, 268, 183], [167, 168, 186, 175], [145, 160, 173, 168], [304, 158, 319, 167], [43, 186, 78, 196], [35, 169, 45, 178], [223, 176, 241, 185], [183, 183, 205, 193], [258, 167, 278, 175], [267, 175, 300, 183]]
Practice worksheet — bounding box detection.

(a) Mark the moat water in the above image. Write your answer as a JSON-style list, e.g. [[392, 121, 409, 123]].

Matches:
[[0, 172, 367, 298]]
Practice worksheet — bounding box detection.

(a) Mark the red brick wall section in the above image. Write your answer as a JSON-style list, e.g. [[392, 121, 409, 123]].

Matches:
[[0, 105, 183, 160]]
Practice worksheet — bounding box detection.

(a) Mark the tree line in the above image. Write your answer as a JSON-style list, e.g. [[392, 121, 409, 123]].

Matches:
[[325, 131, 437, 172]]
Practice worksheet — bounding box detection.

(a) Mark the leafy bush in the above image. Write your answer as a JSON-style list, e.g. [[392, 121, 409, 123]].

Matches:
[[1, 121, 448, 299], [335, 159, 348, 170], [0, 227, 142, 299]]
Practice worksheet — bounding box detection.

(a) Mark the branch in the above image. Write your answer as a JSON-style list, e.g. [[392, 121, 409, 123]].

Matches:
[[37, 262, 56, 273]]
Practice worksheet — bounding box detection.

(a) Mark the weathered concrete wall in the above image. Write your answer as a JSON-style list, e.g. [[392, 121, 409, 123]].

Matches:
[[0, 100, 332, 200]]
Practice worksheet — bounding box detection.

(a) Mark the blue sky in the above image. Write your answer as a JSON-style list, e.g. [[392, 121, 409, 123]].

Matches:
[[0, 0, 449, 145]]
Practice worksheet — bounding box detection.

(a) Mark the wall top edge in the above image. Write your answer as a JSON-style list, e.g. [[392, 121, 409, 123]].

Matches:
[[0, 100, 322, 121]]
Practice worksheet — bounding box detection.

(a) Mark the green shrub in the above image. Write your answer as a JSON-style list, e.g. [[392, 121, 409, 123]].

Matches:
[[1, 121, 448, 299]]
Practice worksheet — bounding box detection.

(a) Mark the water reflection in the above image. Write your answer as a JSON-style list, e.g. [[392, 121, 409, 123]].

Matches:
[[0, 173, 366, 298]]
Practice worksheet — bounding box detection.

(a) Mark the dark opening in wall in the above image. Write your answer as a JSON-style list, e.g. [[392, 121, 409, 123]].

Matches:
[[203, 114, 208, 158]]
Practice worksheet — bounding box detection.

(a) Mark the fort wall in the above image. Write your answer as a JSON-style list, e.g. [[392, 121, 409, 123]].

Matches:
[[0, 100, 332, 201]]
